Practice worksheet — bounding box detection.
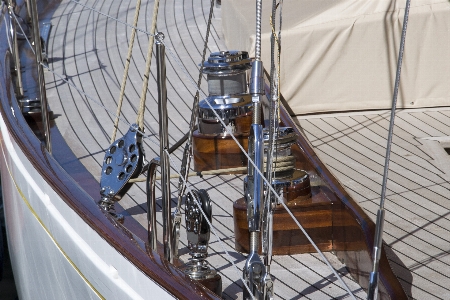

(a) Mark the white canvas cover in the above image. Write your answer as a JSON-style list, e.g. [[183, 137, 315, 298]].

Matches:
[[222, 0, 450, 115]]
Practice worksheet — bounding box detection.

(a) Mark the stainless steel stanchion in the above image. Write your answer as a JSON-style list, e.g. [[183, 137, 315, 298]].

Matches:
[[156, 32, 173, 263]]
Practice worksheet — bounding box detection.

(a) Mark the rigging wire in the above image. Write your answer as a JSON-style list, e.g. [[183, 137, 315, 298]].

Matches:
[[368, 0, 411, 298], [17, 1, 358, 296]]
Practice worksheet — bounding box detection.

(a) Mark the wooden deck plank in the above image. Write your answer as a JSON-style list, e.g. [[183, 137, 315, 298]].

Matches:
[[350, 114, 430, 158], [323, 160, 382, 200], [335, 119, 445, 177], [398, 112, 448, 138], [412, 111, 450, 133], [424, 110, 450, 126]]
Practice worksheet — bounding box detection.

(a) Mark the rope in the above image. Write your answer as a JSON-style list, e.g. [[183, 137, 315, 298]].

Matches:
[[111, 0, 142, 142], [136, 0, 161, 130], [269, 5, 282, 124], [128, 159, 295, 183]]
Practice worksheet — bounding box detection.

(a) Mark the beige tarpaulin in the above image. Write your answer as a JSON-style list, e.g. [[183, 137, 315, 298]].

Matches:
[[222, 0, 450, 115]]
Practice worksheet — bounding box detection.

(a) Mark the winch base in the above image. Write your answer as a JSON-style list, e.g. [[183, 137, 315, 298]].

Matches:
[[193, 130, 249, 172]]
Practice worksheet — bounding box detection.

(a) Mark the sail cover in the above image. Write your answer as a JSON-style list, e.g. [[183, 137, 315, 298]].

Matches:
[[222, 0, 450, 115]]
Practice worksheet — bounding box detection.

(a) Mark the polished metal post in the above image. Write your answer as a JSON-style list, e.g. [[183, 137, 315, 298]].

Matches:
[[8, 0, 24, 98], [367, 1, 411, 299], [146, 157, 160, 251], [156, 32, 173, 263], [29, 0, 51, 153]]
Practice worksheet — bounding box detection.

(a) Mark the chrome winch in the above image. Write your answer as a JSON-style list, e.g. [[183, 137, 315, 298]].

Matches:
[[263, 127, 311, 200], [193, 51, 255, 172], [198, 50, 253, 135]]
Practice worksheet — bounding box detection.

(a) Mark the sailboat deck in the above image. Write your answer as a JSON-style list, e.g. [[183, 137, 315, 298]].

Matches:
[[43, 0, 449, 298], [296, 108, 450, 299]]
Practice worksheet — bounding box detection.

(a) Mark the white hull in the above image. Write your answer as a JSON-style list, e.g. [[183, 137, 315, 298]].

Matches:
[[0, 112, 173, 299]]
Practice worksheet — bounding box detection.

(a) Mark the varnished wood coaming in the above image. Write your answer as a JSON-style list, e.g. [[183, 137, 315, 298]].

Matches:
[[0, 50, 220, 299]]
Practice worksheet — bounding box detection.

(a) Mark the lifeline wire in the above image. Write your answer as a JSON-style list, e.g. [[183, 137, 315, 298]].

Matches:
[[69, 0, 155, 36], [21, 1, 356, 296]]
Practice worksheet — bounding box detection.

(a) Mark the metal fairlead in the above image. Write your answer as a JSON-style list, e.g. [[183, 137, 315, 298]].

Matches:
[[99, 124, 145, 221]]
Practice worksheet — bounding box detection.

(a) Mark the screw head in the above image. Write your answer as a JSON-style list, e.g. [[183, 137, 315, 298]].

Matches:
[[252, 264, 261, 274]]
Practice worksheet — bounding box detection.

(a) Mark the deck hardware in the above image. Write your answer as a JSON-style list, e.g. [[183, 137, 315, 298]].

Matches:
[[185, 190, 212, 260], [243, 123, 266, 299], [242, 0, 268, 298], [183, 189, 222, 295], [368, 0, 411, 299], [99, 124, 145, 221], [155, 32, 174, 263], [193, 50, 253, 172], [198, 50, 252, 133], [146, 157, 160, 250]]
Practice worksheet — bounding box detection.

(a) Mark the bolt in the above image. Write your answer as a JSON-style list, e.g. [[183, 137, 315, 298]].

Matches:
[[252, 263, 262, 274]]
